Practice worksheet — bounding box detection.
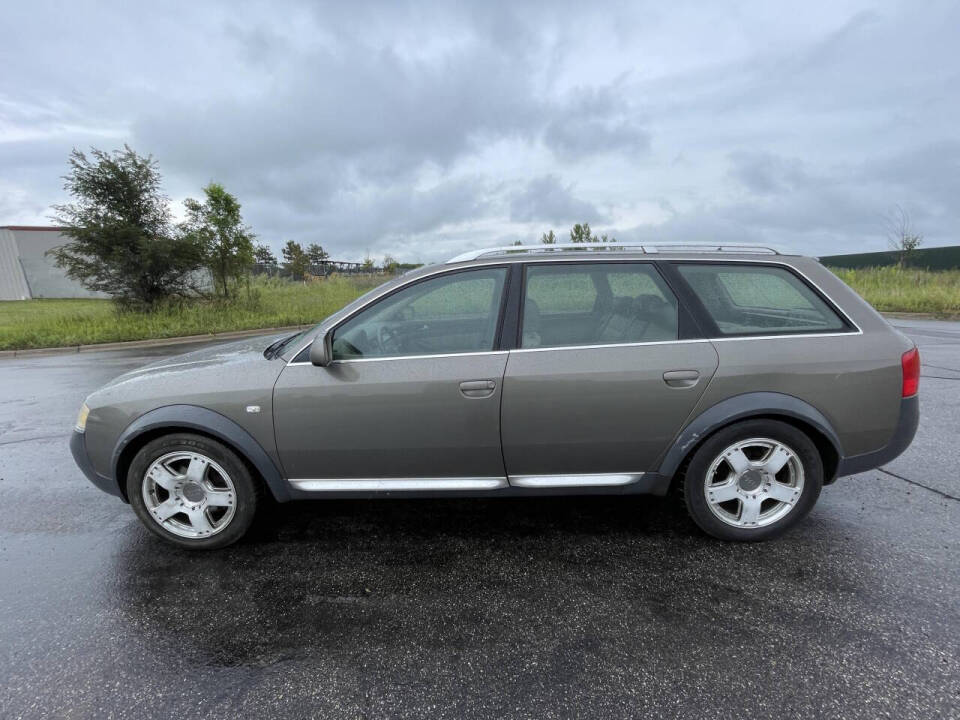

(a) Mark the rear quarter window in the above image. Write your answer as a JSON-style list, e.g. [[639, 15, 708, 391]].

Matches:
[[677, 263, 849, 336]]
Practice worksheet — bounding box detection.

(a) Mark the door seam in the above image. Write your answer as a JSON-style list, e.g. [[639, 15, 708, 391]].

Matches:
[[498, 350, 513, 481], [650, 340, 721, 472]]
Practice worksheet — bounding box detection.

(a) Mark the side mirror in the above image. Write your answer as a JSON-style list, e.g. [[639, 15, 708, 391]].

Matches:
[[309, 331, 333, 367]]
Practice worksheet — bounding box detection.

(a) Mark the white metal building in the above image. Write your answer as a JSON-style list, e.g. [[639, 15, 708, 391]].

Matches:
[[0, 226, 106, 300]]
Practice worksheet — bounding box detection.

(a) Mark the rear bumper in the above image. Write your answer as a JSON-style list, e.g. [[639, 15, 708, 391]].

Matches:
[[836, 395, 919, 477], [70, 430, 123, 499]]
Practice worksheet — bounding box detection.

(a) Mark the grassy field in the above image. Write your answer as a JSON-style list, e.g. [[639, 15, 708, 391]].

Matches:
[[0, 276, 383, 351], [2, 266, 959, 351], [829, 266, 960, 315]]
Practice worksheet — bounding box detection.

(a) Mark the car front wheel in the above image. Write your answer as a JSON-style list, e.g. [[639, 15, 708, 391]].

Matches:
[[127, 433, 260, 549], [682, 419, 823, 542]]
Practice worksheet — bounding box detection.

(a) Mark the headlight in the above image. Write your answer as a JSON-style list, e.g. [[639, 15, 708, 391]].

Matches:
[[75, 403, 90, 433]]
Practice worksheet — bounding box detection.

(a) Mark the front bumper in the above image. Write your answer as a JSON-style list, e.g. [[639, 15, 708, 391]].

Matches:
[[70, 430, 123, 499], [836, 395, 920, 477]]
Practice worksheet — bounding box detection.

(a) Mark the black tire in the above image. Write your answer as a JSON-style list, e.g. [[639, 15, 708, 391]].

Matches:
[[682, 419, 823, 542], [127, 433, 261, 550]]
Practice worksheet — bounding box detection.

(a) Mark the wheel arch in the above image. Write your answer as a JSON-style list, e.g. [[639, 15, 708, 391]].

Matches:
[[112, 405, 291, 503], [657, 392, 843, 486]]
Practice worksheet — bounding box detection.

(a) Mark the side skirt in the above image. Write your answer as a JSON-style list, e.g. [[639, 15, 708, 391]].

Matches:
[[286, 473, 670, 499]]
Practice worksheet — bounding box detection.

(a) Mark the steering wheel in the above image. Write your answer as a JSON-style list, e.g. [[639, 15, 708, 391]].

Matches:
[[378, 325, 403, 354]]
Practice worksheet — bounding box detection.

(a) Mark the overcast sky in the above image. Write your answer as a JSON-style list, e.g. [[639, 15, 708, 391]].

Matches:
[[2, 1, 958, 263]]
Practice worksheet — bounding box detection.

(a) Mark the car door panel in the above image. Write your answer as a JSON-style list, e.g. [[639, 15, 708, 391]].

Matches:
[[274, 352, 509, 481], [500, 341, 719, 476]]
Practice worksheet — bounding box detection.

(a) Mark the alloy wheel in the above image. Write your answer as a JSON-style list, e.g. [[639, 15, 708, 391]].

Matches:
[[703, 437, 804, 529], [141, 451, 237, 539]]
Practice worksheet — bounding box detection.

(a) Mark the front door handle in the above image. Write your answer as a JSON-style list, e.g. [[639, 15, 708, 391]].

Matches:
[[459, 380, 496, 398], [663, 370, 700, 388]]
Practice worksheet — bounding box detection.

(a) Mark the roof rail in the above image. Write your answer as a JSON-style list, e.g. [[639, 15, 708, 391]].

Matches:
[[446, 243, 781, 263]]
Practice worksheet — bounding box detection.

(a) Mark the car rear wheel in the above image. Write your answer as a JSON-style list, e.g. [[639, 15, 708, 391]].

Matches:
[[127, 433, 260, 549], [682, 419, 823, 541]]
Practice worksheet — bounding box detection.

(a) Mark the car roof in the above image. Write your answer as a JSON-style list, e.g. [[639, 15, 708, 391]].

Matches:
[[401, 247, 807, 280]]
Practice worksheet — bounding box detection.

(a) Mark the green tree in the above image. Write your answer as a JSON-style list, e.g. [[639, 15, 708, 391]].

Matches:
[[885, 205, 923, 268], [541, 230, 557, 244], [568, 223, 615, 245], [182, 183, 255, 298], [306, 243, 329, 270], [569, 222, 594, 243], [381, 254, 399, 273], [48, 146, 204, 307], [361, 255, 376, 272], [281, 240, 309, 279], [505, 239, 526, 254], [253, 243, 277, 267]]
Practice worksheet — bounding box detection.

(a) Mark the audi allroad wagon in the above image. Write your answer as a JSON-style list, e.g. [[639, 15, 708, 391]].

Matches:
[[70, 244, 920, 548]]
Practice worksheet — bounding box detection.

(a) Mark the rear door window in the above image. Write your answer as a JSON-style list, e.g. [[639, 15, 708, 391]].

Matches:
[[676, 263, 848, 336], [521, 263, 679, 348]]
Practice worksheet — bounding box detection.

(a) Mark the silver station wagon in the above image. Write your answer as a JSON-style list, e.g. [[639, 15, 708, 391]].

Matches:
[[70, 244, 920, 548]]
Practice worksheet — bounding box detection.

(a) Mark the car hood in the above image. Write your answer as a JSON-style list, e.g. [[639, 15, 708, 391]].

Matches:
[[82, 333, 291, 465], [99, 333, 291, 390]]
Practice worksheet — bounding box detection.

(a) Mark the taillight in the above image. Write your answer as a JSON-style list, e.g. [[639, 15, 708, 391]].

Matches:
[[901, 347, 920, 397]]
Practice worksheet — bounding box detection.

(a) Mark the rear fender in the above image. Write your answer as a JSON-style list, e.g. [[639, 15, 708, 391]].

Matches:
[[656, 392, 844, 480]]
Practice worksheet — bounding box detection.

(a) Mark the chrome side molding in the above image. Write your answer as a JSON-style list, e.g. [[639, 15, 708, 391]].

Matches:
[[289, 477, 508, 491], [509, 473, 643, 488], [289, 474, 645, 491]]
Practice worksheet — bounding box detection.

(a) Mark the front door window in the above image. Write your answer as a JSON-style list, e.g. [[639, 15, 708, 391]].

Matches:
[[331, 267, 508, 359]]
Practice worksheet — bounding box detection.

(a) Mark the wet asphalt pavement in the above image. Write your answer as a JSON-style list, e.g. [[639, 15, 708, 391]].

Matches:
[[1, 319, 958, 719]]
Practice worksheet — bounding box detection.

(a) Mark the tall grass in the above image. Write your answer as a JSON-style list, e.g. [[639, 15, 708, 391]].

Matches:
[[828, 266, 960, 315], [0, 275, 384, 350]]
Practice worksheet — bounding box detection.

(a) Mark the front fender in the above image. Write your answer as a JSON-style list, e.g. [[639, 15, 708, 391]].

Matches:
[[112, 404, 291, 502], [655, 392, 844, 480]]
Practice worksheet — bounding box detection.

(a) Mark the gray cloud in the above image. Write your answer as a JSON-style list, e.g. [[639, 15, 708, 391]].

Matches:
[[1, 0, 959, 263], [863, 140, 960, 210], [728, 151, 811, 196], [543, 85, 650, 161], [509, 175, 605, 225]]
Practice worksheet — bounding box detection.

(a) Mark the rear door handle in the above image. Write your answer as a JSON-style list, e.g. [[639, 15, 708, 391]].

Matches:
[[459, 379, 497, 398], [663, 370, 700, 388]]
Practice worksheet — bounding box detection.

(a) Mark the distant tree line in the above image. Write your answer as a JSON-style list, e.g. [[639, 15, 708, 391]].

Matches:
[[250, 240, 329, 279], [251, 242, 418, 279], [542, 222, 616, 245], [513, 223, 616, 247]]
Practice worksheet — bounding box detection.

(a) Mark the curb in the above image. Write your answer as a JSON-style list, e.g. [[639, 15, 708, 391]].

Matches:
[[0, 325, 308, 359]]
